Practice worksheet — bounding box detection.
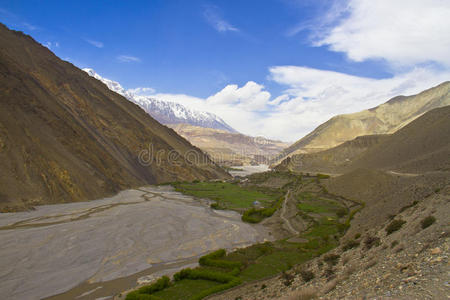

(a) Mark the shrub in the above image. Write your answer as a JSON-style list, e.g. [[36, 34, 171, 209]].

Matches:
[[125, 292, 162, 300], [323, 254, 340, 266], [126, 276, 170, 299], [322, 267, 335, 280], [385, 219, 406, 235], [300, 269, 315, 282], [316, 173, 330, 179], [281, 271, 295, 286], [210, 203, 221, 209], [336, 207, 347, 218], [342, 239, 360, 251], [421, 216, 436, 229], [354, 233, 361, 239], [136, 276, 170, 294], [391, 240, 399, 248], [364, 235, 380, 249], [399, 200, 418, 213], [198, 249, 242, 269]]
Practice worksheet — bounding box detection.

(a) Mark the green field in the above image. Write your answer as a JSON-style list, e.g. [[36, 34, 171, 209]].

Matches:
[[128, 173, 358, 300], [172, 182, 281, 210]]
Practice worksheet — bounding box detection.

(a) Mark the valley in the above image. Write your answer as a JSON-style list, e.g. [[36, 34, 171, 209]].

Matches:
[[0, 4, 449, 300], [0, 186, 268, 300]]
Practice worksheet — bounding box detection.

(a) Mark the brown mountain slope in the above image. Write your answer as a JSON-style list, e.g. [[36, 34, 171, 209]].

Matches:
[[277, 105, 450, 174], [346, 105, 450, 173], [274, 81, 450, 164], [0, 24, 228, 211], [168, 123, 290, 166], [275, 134, 389, 174]]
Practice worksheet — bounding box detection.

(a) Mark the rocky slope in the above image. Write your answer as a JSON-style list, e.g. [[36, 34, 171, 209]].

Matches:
[[274, 82, 450, 164], [277, 106, 450, 174], [0, 23, 228, 211], [211, 168, 449, 300], [168, 123, 290, 166], [83, 68, 237, 132]]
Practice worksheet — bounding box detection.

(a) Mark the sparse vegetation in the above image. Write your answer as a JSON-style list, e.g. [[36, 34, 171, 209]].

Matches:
[[399, 200, 418, 213], [316, 173, 331, 179], [364, 235, 380, 249], [342, 239, 360, 251], [300, 269, 315, 282], [421, 215, 436, 229], [391, 240, 399, 248], [385, 219, 406, 235], [323, 253, 340, 266]]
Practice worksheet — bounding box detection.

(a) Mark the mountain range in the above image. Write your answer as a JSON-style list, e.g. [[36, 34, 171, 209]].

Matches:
[[83, 68, 237, 132], [274, 81, 450, 165], [0, 23, 228, 211], [84, 68, 289, 165]]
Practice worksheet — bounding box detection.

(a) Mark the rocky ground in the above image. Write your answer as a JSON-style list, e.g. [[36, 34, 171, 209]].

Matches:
[[210, 189, 449, 300]]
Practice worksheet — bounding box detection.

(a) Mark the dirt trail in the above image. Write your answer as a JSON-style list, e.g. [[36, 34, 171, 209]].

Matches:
[[280, 190, 299, 236]]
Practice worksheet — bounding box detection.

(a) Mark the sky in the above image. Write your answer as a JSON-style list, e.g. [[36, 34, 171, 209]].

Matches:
[[1, 0, 450, 141]]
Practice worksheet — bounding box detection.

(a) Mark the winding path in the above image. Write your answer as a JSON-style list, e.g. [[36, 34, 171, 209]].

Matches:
[[280, 190, 299, 235]]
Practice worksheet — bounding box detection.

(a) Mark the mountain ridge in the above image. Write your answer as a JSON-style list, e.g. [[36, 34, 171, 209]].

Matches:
[[273, 81, 450, 164], [83, 68, 237, 133], [0, 23, 228, 211]]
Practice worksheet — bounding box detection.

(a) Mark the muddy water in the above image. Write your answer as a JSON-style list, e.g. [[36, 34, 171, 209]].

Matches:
[[0, 186, 268, 300], [228, 164, 270, 177]]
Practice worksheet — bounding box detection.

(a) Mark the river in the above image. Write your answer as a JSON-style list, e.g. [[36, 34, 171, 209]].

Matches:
[[0, 186, 268, 300]]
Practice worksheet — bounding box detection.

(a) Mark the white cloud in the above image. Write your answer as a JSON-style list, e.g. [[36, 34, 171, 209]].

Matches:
[[85, 39, 104, 48], [207, 81, 271, 111], [22, 22, 38, 31], [204, 6, 239, 33], [150, 66, 449, 142], [117, 55, 141, 63], [315, 0, 450, 67], [128, 87, 156, 95], [265, 65, 450, 141], [44, 41, 59, 49]]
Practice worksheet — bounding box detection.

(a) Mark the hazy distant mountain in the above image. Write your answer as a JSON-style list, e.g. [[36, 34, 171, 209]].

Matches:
[[0, 24, 228, 211], [277, 105, 450, 174], [168, 124, 290, 166], [83, 68, 237, 132], [274, 82, 450, 164]]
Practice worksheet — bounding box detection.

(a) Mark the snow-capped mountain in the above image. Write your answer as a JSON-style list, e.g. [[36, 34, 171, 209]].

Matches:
[[83, 68, 237, 132]]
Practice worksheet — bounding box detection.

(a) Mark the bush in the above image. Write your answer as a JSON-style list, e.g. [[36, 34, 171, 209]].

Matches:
[[210, 203, 221, 209], [198, 249, 243, 269], [364, 235, 380, 249], [126, 276, 170, 299], [281, 271, 295, 286], [137, 276, 170, 294], [323, 254, 340, 266], [385, 219, 406, 235], [342, 239, 360, 251], [354, 233, 361, 239], [391, 240, 399, 248], [316, 173, 330, 179], [336, 207, 347, 218], [300, 269, 315, 282], [125, 292, 162, 300], [421, 216, 436, 229]]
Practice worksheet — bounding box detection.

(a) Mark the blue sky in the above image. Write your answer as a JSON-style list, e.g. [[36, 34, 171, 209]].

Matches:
[[1, 0, 449, 141]]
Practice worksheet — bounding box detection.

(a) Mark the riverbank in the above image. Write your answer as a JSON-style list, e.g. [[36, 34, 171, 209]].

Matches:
[[0, 186, 269, 300]]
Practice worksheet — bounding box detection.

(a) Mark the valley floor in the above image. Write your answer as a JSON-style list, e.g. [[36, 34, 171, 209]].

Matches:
[[0, 186, 268, 300]]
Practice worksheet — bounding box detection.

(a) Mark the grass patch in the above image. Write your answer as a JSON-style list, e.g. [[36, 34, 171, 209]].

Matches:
[[385, 219, 406, 235], [421, 216, 436, 229], [172, 182, 281, 210]]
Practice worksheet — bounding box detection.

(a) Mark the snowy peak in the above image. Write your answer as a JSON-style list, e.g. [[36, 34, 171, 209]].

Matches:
[[83, 68, 237, 132]]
